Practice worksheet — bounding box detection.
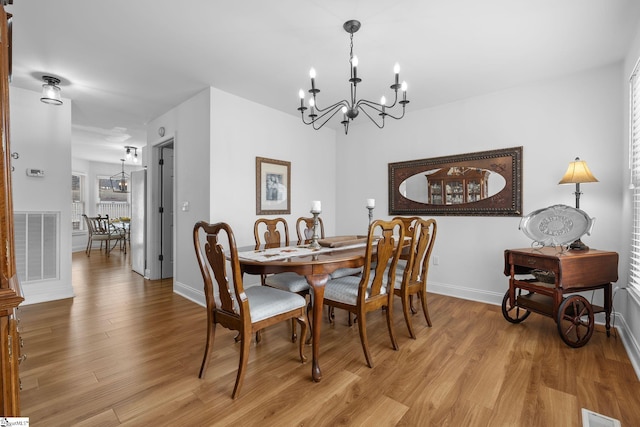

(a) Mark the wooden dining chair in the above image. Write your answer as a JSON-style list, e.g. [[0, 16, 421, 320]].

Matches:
[[82, 214, 126, 257], [193, 221, 308, 399], [254, 217, 310, 342], [323, 218, 406, 368], [392, 218, 437, 338], [391, 215, 420, 269]]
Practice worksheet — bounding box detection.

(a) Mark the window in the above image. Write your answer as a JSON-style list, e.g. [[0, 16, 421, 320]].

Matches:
[[629, 61, 640, 292], [71, 173, 85, 231], [96, 176, 131, 220], [98, 176, 129, 203]]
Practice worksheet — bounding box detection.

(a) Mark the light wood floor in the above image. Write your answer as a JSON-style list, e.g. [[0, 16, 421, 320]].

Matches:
[[17, 251, 640, 426]]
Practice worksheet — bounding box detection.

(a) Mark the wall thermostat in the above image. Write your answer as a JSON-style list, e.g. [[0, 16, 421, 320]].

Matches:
[[26, 168, 45, 177]]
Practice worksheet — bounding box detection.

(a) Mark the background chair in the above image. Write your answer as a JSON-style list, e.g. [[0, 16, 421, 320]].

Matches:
[[82, 214, 125, 257], [392, 215, 420, 261], [296, 216, 324, 244], [193, 221, 307, 399], [254, 217, 310, 342], [323, 218, 405, 368], [393, 218, 437, 338]]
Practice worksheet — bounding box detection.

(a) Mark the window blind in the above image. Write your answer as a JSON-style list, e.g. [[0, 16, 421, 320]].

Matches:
[[629, 62, 640, 292]]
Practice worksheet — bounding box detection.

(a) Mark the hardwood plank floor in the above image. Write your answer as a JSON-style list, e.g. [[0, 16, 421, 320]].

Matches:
[[17, 251, 640, 426]]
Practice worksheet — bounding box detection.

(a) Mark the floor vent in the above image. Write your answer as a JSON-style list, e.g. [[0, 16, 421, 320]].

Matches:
[[582, 408, 621, 427], [14, 211, 59, 283]]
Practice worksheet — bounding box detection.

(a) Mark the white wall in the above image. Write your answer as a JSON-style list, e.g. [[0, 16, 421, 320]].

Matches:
[[146, 88, 212, 286], [209, 87, 336, 246], [336, 63, 624, 307], [10, 86, 74, 304]]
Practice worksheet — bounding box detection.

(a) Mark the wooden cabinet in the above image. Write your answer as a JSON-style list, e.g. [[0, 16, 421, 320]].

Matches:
[[0, 1, 24, 416], [427, 167, 489, 205]]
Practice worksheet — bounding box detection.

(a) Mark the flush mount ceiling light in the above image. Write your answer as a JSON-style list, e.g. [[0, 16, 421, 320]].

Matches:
[[40, 75, 63, 105], [124, 146, 138, 163], [297, 19, 409, 135]]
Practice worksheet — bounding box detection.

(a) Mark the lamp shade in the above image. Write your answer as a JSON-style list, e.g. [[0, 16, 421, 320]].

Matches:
[[558, 157, 598, 184]]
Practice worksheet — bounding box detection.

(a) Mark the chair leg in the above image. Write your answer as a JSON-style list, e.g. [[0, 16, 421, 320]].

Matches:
[[296, 315, 308, 363], [85, 236, 92, 256], [385, 299, 399, 351], [232, 330, 252, 399], [409, 294, 418, 314], [419, 290, 432, 327], [356, 308, 374, 368], [401, 293, 417, 339], [199, 322, 216, 378], [327, 305, 335, 324], [290, 318, 297, 343]]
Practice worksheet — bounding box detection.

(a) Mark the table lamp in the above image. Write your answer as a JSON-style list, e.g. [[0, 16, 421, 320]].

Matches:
[[558, 157, 598, 250]]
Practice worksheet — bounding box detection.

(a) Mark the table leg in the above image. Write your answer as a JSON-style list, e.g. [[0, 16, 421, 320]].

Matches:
[[305, 273, 329, 382], [604, 282, 612, 337]]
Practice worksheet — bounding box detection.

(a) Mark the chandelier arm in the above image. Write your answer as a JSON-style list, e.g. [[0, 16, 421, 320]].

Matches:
[[312, 99, 350, 113], [357, 96, 406, 120], [357, 104, 385, 129], [384, 90, 400, 109], [310, 104, 347, 130], [378, 107, 406, 121]]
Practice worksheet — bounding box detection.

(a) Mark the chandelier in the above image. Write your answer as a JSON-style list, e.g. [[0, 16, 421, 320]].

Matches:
[[297, 20, 409, 134], [110, 159, 130, 193]]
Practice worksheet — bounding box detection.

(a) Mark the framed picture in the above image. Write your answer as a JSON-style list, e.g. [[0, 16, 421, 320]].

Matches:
[[388, 146, 523, 216], [256, 157, 291, 215]]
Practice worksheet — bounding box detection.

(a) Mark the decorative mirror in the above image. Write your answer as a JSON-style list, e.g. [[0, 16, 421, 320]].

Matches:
[[388, 146, 523, 216]]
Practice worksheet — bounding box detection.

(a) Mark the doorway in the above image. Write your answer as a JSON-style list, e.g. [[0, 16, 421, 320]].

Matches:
[[158, 143, 174, 279]]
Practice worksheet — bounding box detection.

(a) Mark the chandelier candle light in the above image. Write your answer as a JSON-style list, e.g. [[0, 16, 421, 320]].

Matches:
[[298, 20, 409, 134], [310, 201, 322, 249]]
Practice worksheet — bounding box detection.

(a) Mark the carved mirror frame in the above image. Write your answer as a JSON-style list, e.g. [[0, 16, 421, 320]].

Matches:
[[388, 146, 523, 216]]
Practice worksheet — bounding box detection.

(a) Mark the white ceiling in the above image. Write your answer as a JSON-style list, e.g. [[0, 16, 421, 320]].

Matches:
[[7, 1, 640, 164]]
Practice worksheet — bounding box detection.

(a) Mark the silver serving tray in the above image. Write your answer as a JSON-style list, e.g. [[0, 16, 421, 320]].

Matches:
[[519, 204, 595, 246]]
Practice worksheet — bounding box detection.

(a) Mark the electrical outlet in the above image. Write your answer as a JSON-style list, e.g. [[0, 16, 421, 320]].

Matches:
[[433, 256, 440, 265]]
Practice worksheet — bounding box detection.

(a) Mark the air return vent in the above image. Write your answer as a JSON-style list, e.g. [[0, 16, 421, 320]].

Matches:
[[14, 212, 59, 283]]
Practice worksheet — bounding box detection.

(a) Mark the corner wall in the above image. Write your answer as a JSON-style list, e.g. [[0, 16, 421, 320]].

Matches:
[[10, 86, 74, 304], [147, 87, 336, 306]]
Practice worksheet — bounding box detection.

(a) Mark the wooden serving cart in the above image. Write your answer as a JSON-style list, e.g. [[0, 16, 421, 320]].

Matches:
[[502, 247, 618, 347]]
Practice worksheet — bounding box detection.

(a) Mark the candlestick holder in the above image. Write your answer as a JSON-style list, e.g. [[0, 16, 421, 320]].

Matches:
[[309, 210, 321, 249], [367, 206, 374, 225]]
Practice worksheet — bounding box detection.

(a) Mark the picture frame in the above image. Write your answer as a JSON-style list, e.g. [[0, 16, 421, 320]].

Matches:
[[388, 146, 523, 216], [256, 156, 291, 215]]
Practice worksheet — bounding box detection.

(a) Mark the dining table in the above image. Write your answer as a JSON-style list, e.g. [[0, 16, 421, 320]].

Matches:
[[236, 237, 370, 382]]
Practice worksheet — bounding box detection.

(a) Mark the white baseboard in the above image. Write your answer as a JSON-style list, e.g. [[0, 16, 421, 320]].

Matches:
[[20, 281, 75, 305], [429, 280, 503, 306], [614, 304, 640, 381], [174, 280, 205, 307]]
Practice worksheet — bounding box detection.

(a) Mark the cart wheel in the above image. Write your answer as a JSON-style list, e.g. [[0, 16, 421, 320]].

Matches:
[[502, 290, 531, 323], [557, 295, 594, 348]]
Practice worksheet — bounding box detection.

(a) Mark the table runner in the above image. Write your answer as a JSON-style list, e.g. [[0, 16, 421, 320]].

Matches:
[[237, 241, 367, 262]]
